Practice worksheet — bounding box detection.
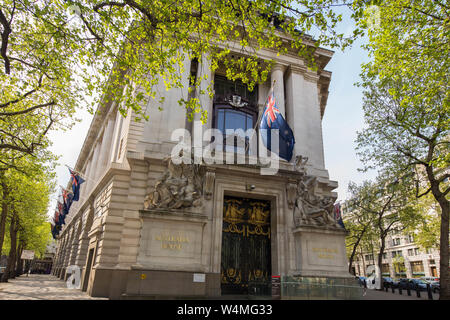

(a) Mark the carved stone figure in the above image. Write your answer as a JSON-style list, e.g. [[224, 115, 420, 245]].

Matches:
[[144, 157, 204, 210], [293, 175, 340, 228]]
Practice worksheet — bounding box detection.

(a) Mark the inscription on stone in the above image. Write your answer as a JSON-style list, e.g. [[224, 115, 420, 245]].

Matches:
[[312, 247, 338, 260], [155, 231, 190, 251], [139, 220, 203, 262], [304, 238, 345, 268]]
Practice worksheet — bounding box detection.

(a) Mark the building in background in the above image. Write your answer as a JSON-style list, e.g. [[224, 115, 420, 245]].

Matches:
[[342, 203, 440, 279]]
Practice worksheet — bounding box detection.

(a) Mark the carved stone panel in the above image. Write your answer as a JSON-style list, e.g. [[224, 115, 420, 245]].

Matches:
[[293, 227, 350, 278], [137, 218, 204, 267], [291, 175, 340, 229], [144, 157, 205, 210]]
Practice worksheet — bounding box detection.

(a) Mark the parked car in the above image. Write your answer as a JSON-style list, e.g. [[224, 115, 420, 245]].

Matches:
[[421, 276, 439, 282], [409, 279, 429, 291], [382, 277, 395, 287], [397, 278, 411, 290], [391, 278, 401, 288], [427, 280, 440, 293]]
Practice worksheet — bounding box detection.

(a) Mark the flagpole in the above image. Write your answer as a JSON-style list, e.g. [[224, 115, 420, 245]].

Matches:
[[245, 79, 276, 154], [60, 185, 74, 194], [255, 79, 276, 132], [65, 164, 84, 176], [65, 164, 96, 183]]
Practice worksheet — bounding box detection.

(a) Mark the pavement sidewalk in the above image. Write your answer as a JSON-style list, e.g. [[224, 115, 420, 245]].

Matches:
[[0, 274, 442, 301], [0, 274, 107, 300], [361, 287, 440, 300]]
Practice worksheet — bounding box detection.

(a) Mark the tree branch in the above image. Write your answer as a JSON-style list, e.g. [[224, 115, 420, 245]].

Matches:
[[0, 75, 43, 109], [0, 100, 54, 116]]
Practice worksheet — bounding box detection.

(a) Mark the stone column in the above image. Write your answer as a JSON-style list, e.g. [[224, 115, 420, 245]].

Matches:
[[87, 141, 101, 194], [285, 65, 325, 169], [95, 115, 116, 179], [68, 219, 81, 266], [109, 109, 123, 163], [271, 64, 286, 117], [193, 55, 213, 162], [63, 228, 74, 278], [75, 207, 94, 278], [57, 235, 67, 278]]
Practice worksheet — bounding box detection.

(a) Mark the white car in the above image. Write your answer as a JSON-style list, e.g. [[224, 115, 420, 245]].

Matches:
[[421, 276, 439, 282]]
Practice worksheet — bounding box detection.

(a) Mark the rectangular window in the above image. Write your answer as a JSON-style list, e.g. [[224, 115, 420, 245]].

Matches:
[[393, 250, 403, 258], [411, 261, 424, 273], [393, 238, 401, 246], [213, 75, 258, 156], [408, 249, 414, 256], [414, 248, 420, 255]]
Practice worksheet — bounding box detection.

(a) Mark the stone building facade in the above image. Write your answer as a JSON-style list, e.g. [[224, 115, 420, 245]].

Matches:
[[342, 203, 441, 279], [52, 38, 350, 299]]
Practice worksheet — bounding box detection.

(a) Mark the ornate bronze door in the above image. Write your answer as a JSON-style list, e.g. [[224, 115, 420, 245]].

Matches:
[[221, 196, 271, 295]]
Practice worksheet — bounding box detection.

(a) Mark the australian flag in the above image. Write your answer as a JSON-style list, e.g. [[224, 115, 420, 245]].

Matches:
[[69, 168, 85, 201], [260, 88, 295, 161], [62, 188, 73, 216], [334, 203, 345, 229], [57, 202, 66, 225], [54, 207, 64, 226]]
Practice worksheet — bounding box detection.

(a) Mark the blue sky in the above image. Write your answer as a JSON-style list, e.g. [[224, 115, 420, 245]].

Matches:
[[46, 11, 377, 218], [322, 35, 376, 200]]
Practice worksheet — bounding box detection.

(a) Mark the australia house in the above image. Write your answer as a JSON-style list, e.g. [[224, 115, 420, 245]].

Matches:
[[51, 30, 355, 299]]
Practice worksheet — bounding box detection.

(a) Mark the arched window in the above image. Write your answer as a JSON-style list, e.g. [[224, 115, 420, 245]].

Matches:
[[213, 75, 258, 154]]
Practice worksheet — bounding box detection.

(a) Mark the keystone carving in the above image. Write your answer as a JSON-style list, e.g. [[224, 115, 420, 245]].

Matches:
[[204, 170, 215, 200]]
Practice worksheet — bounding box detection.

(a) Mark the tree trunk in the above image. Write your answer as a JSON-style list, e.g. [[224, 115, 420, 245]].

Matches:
[[348, 249, 356, 275], [435, 191, 449, 300], [348, 229, 367, 275], [426, 166, 449, 300], [1, 214, 17, 282], [377, 235, 386, 290], [0, 179, 9, 258], [15, 242, 24, 276]]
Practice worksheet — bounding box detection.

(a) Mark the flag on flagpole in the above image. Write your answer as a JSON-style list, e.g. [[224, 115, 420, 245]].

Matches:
[[54, 210, 60, 225], [69, 168, 85, 201], [61, 187, 73, 215], [259, 84, 295, 161], [57, 201, 66, 225]]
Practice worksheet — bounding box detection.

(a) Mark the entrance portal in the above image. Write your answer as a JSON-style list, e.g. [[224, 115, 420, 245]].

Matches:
[[221, 196, 271, 295]]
